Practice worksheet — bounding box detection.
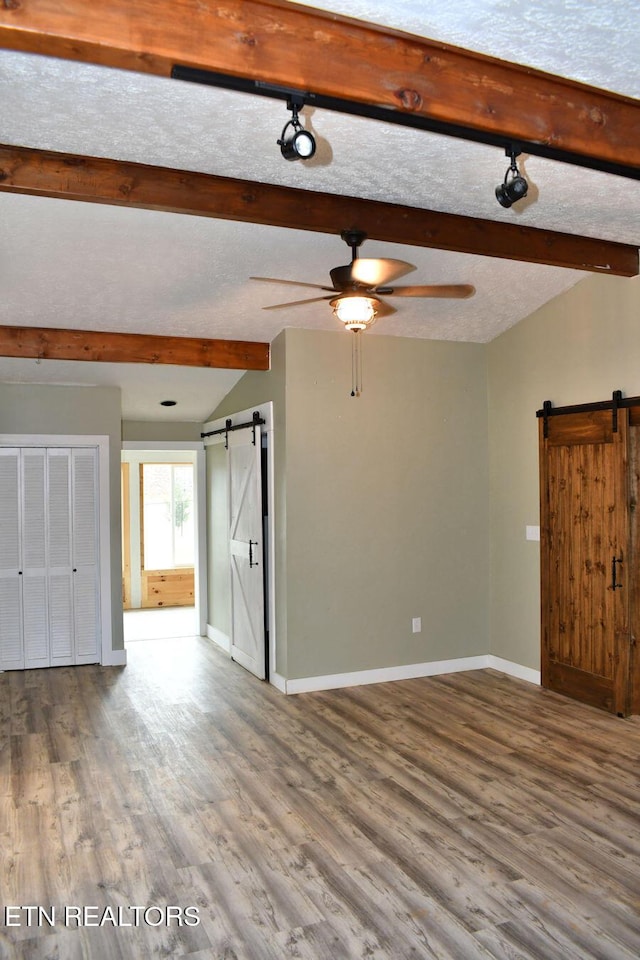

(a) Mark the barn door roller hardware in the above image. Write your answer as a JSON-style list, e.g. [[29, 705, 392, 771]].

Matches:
[[201, 410, 265, 448], [612, 389, 622, 433], [537, 390, 640, 438]]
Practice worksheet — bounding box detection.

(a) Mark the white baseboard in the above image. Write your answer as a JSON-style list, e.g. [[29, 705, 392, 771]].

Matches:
[[201, 637, 539, 695], [282, 654, 541, 695], [487, 655, 540, 685], [284, 655, 490, 695], [206, 625, 231, 655], [270, 672, 287, 693], [103, 648, 127, 667]]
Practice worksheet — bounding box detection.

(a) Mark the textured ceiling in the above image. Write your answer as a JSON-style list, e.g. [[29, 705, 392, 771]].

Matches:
[[0, 0, 638, 420]]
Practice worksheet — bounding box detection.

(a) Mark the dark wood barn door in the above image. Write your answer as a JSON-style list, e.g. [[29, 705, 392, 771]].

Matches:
[[539, 409, 631, 715]]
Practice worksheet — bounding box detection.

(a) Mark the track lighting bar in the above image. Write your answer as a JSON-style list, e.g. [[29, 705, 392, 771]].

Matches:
[[171, 65, 640, 182]]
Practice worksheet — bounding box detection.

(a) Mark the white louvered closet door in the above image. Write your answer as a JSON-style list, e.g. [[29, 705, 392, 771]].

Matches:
[[48, 449, 75, 666], [0, 444, 101, 672], [71, 448, 100, 663], [0, 449, 23, 670], [21, 448, 50, 669]]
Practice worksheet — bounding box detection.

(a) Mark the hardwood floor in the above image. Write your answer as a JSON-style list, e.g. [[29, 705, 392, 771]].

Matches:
[[1, 637, 640, 959]]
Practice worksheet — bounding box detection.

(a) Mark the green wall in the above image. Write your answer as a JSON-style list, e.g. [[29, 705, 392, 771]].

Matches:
[[284, 329, 489, 678], [210, 328, 489, 681], [0, 382, 124, 653], [488, 273, 640, 669], [122, 420, 203, 442]]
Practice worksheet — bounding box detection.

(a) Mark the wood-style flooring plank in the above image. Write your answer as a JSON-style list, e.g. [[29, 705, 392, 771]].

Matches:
[[502, 877, 640, 960], [339, 858, 500, 960], [2, 638, 640, 958]]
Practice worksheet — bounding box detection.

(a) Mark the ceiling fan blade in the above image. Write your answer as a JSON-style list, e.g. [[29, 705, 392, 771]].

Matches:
[[386, 284, 476, 299], [250, 276, 334, 292], [262, 295, 334, 311], [373, 299, 397, 318], [350, 258, 416, 287]]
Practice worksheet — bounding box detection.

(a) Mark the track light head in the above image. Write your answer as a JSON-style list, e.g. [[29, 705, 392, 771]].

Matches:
[[495, 174, 528, 207], [278, 99, 316, 161], [496, 147, 528, 208]]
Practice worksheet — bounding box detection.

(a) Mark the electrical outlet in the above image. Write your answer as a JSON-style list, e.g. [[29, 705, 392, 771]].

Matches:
[[412, 617, 421, 633]]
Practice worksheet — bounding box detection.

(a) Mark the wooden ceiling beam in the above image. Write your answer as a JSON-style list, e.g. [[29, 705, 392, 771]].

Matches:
[[0, 324, 270, 370], [0, 0, 638, 172], [0, 145, 636, 276]]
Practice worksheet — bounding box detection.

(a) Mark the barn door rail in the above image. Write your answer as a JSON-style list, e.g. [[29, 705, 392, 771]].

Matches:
[[201, 410, 265, 448], [538, 390, 639, 438]]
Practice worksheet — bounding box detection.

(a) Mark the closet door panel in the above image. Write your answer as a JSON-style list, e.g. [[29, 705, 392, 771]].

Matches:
[[0, 449, 21, 570], [21, 449, 47, 569], [0, 450, 23, 669], [48, 451, 75, 665], [21, 449, 50, 668], [72, 448, 100, 663], [49, 571, 74, 664], [73, 567, 100, 661], [72, 449, 98, 566], [48, 450, 72, 567], [23, 574, 50, 668], [0, 577, 23, 670]]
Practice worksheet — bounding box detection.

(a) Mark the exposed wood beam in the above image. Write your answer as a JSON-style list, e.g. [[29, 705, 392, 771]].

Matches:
[[0, 324, 270, 370], [0, 145, 635, 276], [0, 0, 638, 173]]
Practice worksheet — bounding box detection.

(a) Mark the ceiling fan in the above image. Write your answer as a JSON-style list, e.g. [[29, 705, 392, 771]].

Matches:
[[251, 229, 475, 331]]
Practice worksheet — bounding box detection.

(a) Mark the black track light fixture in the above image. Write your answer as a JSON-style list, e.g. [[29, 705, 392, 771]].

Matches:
[[495, 146, 529, 208], [278, 96, 316, 161]]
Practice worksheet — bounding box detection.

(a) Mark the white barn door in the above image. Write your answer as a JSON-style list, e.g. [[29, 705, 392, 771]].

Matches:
[[228, 426, 265, 680]]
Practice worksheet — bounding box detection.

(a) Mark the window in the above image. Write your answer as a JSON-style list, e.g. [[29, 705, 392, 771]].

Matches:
[[141, 463, 194, 570]]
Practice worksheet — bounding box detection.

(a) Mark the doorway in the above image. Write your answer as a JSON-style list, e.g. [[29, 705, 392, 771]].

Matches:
[[202, 402, 277, 685], [121, 444, 206, 642], [123, 605, 197, 643]]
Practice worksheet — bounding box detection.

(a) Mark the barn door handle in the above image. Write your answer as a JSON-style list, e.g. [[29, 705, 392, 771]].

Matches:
[[612, 556, 623, 590], [249, 539, 259, 568]]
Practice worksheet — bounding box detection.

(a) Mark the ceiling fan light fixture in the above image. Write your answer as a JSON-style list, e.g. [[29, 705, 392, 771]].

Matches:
[[331, 294, 378, 331], [496, 146, 529, 208], [278, 98, 316, 161]]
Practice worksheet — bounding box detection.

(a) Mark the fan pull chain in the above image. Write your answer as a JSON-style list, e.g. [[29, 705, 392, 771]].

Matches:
[[350, 331, 363, 397]]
